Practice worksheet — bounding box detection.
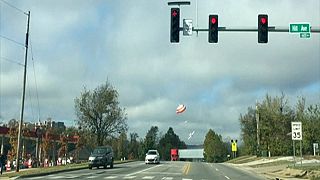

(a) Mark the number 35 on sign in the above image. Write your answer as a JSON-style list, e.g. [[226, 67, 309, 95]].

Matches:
[[291, 122, 302, 140]]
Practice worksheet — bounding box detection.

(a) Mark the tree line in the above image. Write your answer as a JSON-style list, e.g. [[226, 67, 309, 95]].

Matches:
[[9, 82, 310, 164], [74, 81, 230, 162], [240, 94, 320, 156], [74, 81, 188, 160]]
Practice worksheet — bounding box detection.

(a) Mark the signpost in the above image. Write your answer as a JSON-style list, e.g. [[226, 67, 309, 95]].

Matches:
[[289, 23, 311, 39], [291, 122, 303, 166], [231, 139, 237, 158], [314, 143, 319, 156]]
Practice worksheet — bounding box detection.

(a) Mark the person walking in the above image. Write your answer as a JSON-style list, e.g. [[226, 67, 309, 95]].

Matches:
[[0, 153, 6, 175]]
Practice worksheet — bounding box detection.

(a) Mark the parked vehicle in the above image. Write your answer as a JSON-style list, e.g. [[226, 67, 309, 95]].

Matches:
[[145, 150, 160, 164], [88, 146, 114, 169]]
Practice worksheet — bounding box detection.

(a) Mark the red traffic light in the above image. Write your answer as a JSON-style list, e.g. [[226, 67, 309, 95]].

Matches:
[[258, 14, 268, 43], [260, 17, 267, 24], [208, 15, 218, 43], [211, 17, 217, 24], [170, 8, 180, 43], [172, 10, 178, 17]]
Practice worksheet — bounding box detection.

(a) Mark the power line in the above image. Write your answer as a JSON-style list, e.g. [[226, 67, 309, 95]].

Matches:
[[0, 56, 24, 66], [27, 75, 36, 122], [0, 0, 28, 16], [30, 40, 41, 121], [0, 34, 25, 47]]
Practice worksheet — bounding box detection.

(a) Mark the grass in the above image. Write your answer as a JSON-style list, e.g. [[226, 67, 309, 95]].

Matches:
[[289, 164, 320, 171], [249, 160, 291, 168], [2, 160, 133, 178], [227, 155, 260, 164]]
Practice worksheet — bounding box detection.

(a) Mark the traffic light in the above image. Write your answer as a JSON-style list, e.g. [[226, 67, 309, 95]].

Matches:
[[258, 14, 268, 43], [208, 15, 218, 43], [170, 8, 180, 43]]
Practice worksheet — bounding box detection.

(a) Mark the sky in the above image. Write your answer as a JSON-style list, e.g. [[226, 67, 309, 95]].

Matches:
[[0, 0, 319, 145]]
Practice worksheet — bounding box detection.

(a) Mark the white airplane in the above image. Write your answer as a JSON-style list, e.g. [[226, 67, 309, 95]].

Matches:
[[188, 130, 195, 140]]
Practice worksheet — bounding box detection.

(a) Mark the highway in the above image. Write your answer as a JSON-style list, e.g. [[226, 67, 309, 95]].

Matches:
[[20, 161, 265, 180]]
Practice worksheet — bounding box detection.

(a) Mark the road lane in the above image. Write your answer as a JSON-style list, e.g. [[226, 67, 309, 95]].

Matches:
[[211, 163, 265, 180], [20, 161, 150, 179], [19, 161, 265, 180]]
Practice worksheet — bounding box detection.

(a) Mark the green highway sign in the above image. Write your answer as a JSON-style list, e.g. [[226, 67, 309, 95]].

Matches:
[[300, 33, 311, 38], [289, 23, 310, 33]]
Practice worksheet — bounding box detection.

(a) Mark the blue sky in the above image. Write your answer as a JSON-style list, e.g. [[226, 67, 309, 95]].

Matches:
[[0, 0, 319, 145]]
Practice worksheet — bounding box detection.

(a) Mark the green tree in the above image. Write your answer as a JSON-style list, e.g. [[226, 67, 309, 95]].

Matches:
[[298, 99, 320, 154], [74, 81, 128, 146], [117, 132, 128, 160], [239, 94, 320, 157], [128, 132, 140, 160], [257, 94, 293, 156], [203, 129, 227, 163], [239, 107, 257, 155], [158, 127, 187, 161], [143, 126, 159, 154]]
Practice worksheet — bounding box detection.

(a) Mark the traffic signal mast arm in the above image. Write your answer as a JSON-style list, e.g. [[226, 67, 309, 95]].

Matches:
[[189, 26, 320, 33]]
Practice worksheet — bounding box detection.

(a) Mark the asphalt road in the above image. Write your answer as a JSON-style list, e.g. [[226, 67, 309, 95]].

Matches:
[[20, 161, 265, 180]]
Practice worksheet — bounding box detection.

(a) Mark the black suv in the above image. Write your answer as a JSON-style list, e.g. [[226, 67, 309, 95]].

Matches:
[[88, 146, 114, 169]]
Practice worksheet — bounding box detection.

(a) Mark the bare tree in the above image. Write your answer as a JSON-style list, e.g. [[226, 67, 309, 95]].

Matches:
[[74, 81, 128, 146]]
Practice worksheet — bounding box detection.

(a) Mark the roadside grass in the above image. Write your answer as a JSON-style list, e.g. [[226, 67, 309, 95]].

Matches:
[[290, 164, 320, 171], [2, 160, 133, 178], [227, 155, 260, 164], [249, 160, 291, 168]]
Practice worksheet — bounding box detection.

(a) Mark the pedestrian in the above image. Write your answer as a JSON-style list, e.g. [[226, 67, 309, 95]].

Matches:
[[0, 153, 6, 175]]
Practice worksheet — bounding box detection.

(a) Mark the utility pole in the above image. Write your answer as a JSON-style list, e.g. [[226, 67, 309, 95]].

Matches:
[[16, 11, 30, 172]]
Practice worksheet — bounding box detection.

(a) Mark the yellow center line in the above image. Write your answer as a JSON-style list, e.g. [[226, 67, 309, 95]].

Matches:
[[182, 164, 187, 174], [182, 162, 191, 175]]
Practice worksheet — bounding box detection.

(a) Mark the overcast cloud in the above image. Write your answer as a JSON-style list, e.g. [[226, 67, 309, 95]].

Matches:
[[0, 0, 319, 144]]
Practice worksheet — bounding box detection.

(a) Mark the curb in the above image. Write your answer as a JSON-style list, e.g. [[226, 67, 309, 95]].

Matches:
[[16, 166, 87, 179]]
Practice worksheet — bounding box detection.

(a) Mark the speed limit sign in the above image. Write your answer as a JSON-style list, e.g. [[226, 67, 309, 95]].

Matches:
[[291, 122, 302, 140]]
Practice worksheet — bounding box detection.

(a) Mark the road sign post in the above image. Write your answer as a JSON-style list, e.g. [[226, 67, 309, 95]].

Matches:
[[231, 139, 237, 158], [291, 122, 303, 166], [314, 143, 319, 156]]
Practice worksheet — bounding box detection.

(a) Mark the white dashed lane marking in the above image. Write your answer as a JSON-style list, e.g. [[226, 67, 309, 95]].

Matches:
[[104, 176, 118, 179], [123, 176, 136, 179], [142, 176, 155, 179]]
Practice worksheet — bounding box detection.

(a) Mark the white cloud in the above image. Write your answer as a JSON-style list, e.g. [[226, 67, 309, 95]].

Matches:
[[1, 0, 319, 144]]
